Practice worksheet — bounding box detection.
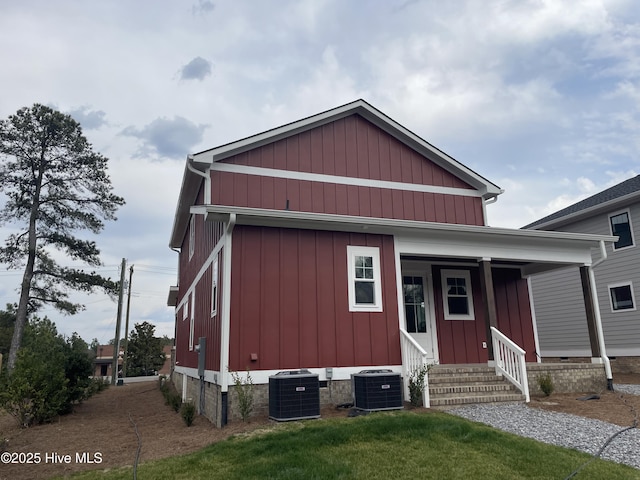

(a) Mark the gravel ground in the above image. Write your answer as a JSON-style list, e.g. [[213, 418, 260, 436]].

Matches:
[[450, 384, 640, 471]]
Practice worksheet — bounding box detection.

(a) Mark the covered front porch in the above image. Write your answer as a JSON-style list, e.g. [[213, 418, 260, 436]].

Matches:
[[393, 225, 617, 408]]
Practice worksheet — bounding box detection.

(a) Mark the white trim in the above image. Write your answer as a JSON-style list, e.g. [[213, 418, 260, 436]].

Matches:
[[175, 365, 219, 384], [210, 162, 482, 198], [189, 292, 195, 351], [220, 214, 236, 392], [608, 208, 635, 251], [347, 245, 383, 312], [607, 281, 636, 312], [210, 254, 219, 317], [527, 277, 542, 363], [176, 240, 224, 311], [188, 215, 195, 261], [441, 269, 475, 320]]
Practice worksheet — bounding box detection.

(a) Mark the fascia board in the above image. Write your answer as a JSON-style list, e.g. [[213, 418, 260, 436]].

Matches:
[[191, 100, 502, 198], [527, 190, 640, 230], [203, 205, 616, 247], [169, 161, 207, 249]]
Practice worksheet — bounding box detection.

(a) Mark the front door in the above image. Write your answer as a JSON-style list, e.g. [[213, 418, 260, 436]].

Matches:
[[403, 274, 436, 360]]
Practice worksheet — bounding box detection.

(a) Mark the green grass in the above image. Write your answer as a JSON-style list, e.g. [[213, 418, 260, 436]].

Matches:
[[64, 411, 639, 480]]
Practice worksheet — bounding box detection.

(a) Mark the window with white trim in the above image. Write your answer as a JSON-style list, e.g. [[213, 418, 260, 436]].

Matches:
[[189, 292, 195, 350], [347, 246, 383, 312], [609, 210, 634, 250], [441, 269, 475, 320], [211, 256, 219, 317], [188, 215, 195, 260], [609, 282, 636, 312], [182, 298, 188, 321]]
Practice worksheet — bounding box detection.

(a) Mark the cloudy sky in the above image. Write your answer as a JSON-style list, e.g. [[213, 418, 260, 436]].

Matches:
[[1, 0, 639, 344]]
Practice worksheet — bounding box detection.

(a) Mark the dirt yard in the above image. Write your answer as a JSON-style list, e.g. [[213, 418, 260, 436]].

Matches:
[[1, 374, 639, 480]]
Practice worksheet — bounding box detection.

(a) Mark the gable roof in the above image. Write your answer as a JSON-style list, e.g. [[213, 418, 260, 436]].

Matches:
[[524, 175, 640, 230], [170, 99, 504, 248]]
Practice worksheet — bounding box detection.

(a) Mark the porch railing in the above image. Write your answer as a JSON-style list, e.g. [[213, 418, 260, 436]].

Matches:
[[400, 328, 430, 408], [490, 327, 530, 402]]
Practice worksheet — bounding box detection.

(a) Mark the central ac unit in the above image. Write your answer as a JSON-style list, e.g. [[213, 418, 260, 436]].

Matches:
[[352, 370, 403, 411], [269, 370, 320, 421]]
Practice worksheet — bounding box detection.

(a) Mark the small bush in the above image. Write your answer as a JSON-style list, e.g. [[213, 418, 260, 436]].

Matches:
[[231, 370, 254, 422], [537, 373, 554, 396], [408, 364, 432, 407], [159, 377, 182, 412], [180, 402, 196, 427]]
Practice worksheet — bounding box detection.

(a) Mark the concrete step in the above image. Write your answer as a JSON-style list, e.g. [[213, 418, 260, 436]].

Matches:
[[428, 374, 504, 385], [430, 392, 525, 408], [429, 383, 516, 396]]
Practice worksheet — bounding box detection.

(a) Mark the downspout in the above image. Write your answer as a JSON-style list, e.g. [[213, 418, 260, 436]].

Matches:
[[186, 154, 211, 204], [482, 194, 498, 226], [588, 240, 613, 390], [219, 213, 236, 426]]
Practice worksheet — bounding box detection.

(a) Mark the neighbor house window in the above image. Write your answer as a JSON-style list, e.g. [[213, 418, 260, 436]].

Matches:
[[609, 211, 634, 250], [347, 246, 383, 312], [441, 269, 475, 320], [189, 215, 195, 260], [211, 256, 219, 317], [609, 282, 635, 312]]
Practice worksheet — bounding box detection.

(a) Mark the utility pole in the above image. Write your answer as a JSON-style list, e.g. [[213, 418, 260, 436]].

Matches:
[[111, 258, 126, 385], [122, 265, 134, 379]]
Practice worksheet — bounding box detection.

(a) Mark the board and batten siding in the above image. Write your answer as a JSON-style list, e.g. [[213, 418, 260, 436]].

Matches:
[[530, 202, 640, 356], [227, 225, 401, 372], [433, 266, 537, 364], [210, 114, 485, 226]]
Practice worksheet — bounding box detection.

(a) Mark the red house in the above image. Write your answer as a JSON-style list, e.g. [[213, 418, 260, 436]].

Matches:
[[168, 100, 615, 426]]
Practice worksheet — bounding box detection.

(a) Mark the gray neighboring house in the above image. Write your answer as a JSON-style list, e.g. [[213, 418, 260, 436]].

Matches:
[[525, 175, 640, 374]]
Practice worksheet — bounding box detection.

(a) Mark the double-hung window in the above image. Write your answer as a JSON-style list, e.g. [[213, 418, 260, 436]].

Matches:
[[609, 282, 636, 312], [347, 246, 383, 312], [609, 210, 634, 250], [441, 269, 475, 320]]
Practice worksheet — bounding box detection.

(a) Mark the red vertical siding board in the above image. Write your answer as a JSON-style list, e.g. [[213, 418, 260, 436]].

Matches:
[[378, 134, 392, 181], [410, 151, 423, 185], [381, 189, 394, 219], [260, 230, 281, 369], [286, 136, 298, 171], [261, 143, 274, 169], [299, 180, 313, 212], [298, 231, 319, 367], [321, 123, 335, 175], [454, 196, 466, 224], [358, 186, 371, 217], [298, 130, 311, 173], [369, 188, 383, 218], [273, 177, 287, 211], [389, 140, 402, 182], [280, 231, 300, 368], [402, 191, 415, 220], [316, 231, 337, 365], [443, 196, 456, 223], [334, 234, 354, 367], [311, 182, 324, 213], [334, 119, 347, 177], [335, 184, 349, 215], [219, 171, 234, 206], [211, 171, 221, 204], [272, 139, 287, 170], [392, 190, 404, 219], [310, 128, 323, 174], [413, 191, 426, 221], [422, 159, 434, 185], [261, 176, 275, 210], [368, 124, 381, 181], [324, 183, 337, 214], [247, 175, 262, 208], [233, 171, 248, 207], [286, 178, 300, 211], [434, 195, 447, 223], [356, 120, 370, 179], [345, 117, 358, 178], [346, 184, 360, 216]]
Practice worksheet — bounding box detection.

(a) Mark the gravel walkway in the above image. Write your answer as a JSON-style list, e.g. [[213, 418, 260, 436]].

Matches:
[[450, 384, 640, 471]]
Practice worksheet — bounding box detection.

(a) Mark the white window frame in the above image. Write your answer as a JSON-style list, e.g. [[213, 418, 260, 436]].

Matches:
[[608, 281, 636, 313], [609, 209, 635, 251], [211, 256, 219, 317], [188, 215, 195, 260], [182, 298, 188, 321], [441, 269, 475, 320], [347, 245, 383, 312], [189, 292, 195, 351]]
